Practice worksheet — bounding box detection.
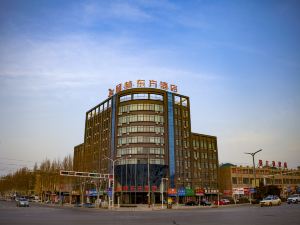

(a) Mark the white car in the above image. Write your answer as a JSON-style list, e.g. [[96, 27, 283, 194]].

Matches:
[[287, 194, 300, 204], [260, 196, 281, 207], [16, 198, 29, 207]]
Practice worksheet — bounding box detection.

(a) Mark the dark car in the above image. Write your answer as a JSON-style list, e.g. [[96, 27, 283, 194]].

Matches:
[[200, 200, 211, 206], [185, 201, 197, 206], [83, 203, 95, 208]]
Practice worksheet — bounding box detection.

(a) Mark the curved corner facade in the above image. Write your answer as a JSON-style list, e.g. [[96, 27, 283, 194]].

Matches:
[[74, 87, 219, 204]]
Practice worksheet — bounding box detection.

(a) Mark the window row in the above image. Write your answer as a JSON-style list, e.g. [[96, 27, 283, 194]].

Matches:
[[119, 93, 163, 102], [118, 114, 164, 124], [174, 95, 188, 107], [117, 147, 164, 157], [174, 108, 189, 117], [193, 152, 217, 160], [192, 139, 216, 150], [118, 136, 165, 145], [118, 104, 163, 114], [193, 161, 218, 169], [118, 125, 164, 135], [115, 158, 165, 165], [87, 100, 112, 119]]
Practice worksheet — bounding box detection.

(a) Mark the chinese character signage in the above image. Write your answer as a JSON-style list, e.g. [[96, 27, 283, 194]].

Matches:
[[108, 80, 178, 97], [259, 160, 288, 169]]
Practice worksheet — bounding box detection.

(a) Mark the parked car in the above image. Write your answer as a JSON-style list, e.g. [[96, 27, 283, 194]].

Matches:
[[221, 199, 230, 205], [185, 201, 197, 206], [83, 203, 95, 208], [16, 198, 29, 207], [260, 196, 281, 207], [200, 200, 211, 206], [287, 194, 300, 204], [213, 200, 225, 205]]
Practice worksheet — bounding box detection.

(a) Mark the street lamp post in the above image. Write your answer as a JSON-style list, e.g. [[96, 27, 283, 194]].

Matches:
[[161, 178, 168, 209], [148, 149, 151, 208], [245, 149, 262, 188], [176, 178, 181, 207], [104, 155, 117, 208], [104, 155, 131, 208]]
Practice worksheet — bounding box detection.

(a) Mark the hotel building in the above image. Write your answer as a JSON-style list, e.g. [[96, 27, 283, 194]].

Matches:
[[73, 80, 219, 204]]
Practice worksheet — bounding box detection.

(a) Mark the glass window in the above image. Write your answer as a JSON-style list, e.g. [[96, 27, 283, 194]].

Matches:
[[120, 94, 132, 102], [182, 97, 187, 107], [133, 93, 148, 100], [149, 94, 163, 101], [174, 96, 180, 105]]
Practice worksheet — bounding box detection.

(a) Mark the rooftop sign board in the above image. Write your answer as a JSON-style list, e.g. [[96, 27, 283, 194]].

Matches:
[[108, 80, 178, 97]]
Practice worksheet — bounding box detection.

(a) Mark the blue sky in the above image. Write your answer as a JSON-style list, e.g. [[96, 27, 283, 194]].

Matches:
[[0, 0, 299, 175]]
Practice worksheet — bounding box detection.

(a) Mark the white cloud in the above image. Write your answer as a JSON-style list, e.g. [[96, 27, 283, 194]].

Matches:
[[0, 34, 218, 94]]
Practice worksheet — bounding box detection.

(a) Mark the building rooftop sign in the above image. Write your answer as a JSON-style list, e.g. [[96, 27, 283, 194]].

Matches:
[[108, 80, 178, 97]]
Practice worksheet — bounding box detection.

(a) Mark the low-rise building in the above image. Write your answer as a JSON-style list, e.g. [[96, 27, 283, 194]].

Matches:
[[219, 163, 300, 198]]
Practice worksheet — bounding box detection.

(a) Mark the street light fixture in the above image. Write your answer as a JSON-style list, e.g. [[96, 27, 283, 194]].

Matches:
[[148, 149, 151, 208], [104, 155, 118, 208], [104, 155, 131, 208], [245, 149, 262, 187]]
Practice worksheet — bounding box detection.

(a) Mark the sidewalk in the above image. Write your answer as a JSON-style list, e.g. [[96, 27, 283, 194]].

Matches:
[[37, 202, 251, 211]]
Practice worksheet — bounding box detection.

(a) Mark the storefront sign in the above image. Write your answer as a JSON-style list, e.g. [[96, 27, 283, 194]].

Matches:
[[168, 188, 177, 196], [258, 160, 288, 168], [195, 188, 205, 196]]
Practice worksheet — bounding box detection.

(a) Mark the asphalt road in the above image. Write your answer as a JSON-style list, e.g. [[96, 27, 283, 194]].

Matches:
[[0, 200, 299, 225]]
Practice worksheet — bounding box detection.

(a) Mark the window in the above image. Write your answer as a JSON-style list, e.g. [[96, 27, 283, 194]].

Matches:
[[149, 94, 163, 101], [174, 96, 180, 105], [120, 94, 131, 102], [243, 178, 249, 184], [182, 97, 188, 107], [232, 177, 237, 184], [133, 93, 148, 100]]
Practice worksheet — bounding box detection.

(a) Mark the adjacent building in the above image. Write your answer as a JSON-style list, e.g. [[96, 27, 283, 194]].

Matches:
[[73, 80, 219, 204], [219, 163, 300, 197]]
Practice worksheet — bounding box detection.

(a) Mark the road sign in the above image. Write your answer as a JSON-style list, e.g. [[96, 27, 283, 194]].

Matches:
[[107, 187, 112, 197]]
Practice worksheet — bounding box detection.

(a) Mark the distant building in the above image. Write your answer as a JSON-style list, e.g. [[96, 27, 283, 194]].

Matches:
[[73, 80, 219, 203], [219, 164, 300, 197]]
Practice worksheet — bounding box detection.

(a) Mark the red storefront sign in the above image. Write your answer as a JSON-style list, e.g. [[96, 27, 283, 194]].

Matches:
[[151, 186, 157, 192], [223, 190, 232, 196], [145, 186, 149, 192], [116, 186, 122, 192], [130, 186, 135, 192], [243, 187, 250, 195], [122, 186, 128, 191], [195, 188, 205, 196], [168, 188, 177, 195]]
